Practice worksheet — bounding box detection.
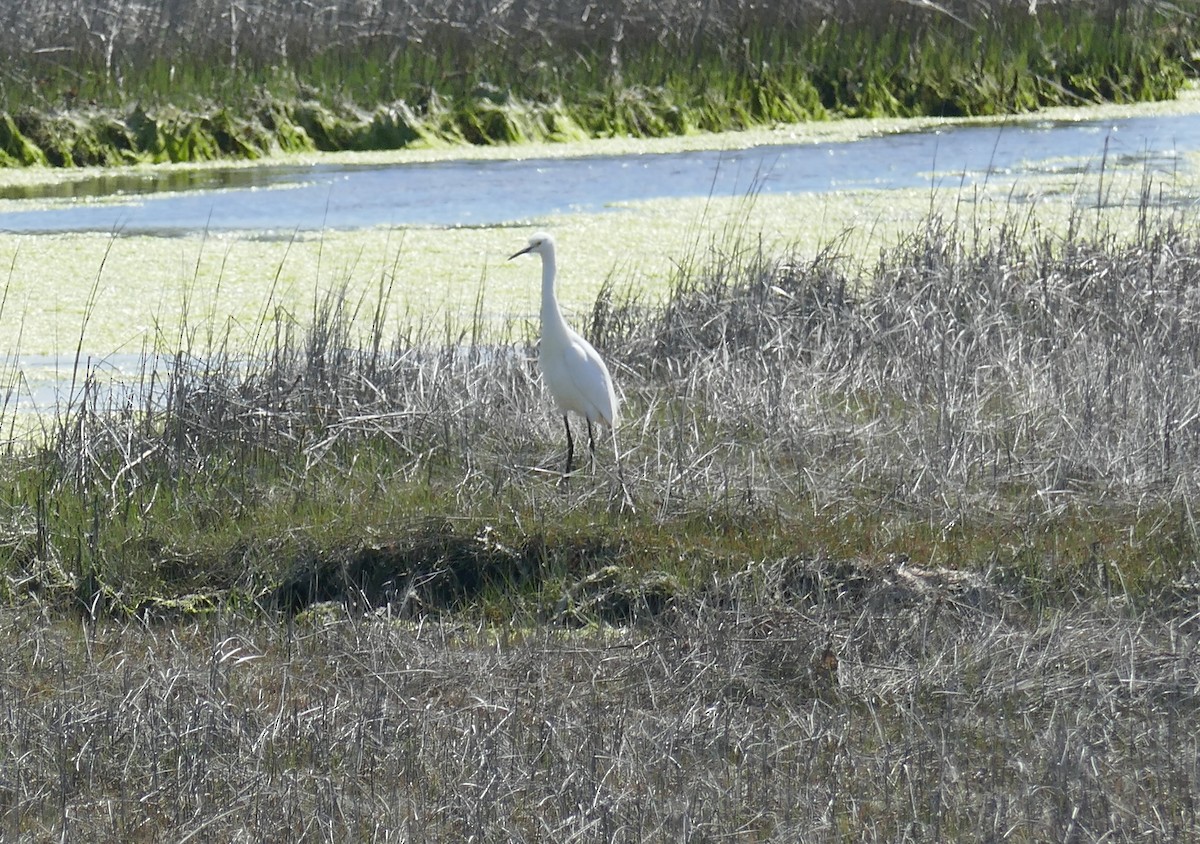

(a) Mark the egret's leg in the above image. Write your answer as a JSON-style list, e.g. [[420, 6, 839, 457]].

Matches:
[[563, 414, 574, 478], [587, 419, 597, 471]]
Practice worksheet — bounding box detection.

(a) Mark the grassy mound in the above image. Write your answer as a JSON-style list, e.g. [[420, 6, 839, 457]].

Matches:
[[1, 199, 1198, 619]]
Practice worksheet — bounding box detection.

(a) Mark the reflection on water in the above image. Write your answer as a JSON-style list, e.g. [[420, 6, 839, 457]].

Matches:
[[0, 112, 1197, 236], [4, 353, 172, 418], [0, 166, 311, 202]]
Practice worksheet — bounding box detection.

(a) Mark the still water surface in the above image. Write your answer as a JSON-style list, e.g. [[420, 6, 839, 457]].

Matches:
[[1, 112, 1197, 235]]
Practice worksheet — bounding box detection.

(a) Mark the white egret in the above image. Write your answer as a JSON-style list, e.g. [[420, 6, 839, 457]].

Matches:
[[510, 232, 633, 508]]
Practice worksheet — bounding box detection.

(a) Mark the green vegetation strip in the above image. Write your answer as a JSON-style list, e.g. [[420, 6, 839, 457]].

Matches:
[[1, 0, 1197, 166]]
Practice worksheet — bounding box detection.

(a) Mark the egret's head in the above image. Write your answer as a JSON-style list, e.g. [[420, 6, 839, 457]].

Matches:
[[509, 231, 554, 260]]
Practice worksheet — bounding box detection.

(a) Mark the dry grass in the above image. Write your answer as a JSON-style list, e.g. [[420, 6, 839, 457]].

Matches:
[[0, 0, 930, 76], [1, 565, 1197, 841], [605, 208, 1200, 554]]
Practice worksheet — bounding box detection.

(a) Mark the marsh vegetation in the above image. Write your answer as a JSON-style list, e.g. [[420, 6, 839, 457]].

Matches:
[[2, 0, 1200, 839], [1, 190, 1199, 838], [1, 0, 1197, 165]]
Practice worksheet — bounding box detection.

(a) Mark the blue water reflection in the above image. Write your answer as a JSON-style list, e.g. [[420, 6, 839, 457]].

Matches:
[[0, 112, 1196, 235]]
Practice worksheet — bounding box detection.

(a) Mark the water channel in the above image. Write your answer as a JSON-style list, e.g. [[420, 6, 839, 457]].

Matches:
[[1, 111, 1198, 236]]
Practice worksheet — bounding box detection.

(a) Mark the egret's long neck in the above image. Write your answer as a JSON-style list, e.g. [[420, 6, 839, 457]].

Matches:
[[539, 248, 565, 336]]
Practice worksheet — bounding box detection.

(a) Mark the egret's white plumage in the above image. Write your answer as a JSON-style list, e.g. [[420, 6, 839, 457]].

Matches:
[[510, 232, 632, 507]]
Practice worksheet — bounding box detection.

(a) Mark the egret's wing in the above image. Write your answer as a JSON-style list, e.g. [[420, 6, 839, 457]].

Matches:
[[564, 332, 618, 426]]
